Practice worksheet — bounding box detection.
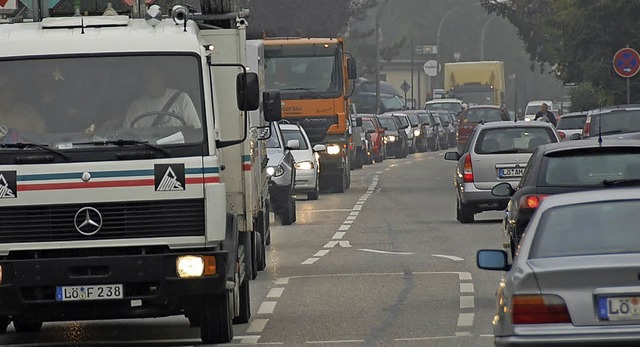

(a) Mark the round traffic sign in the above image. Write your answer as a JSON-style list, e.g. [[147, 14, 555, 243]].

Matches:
[[613, 47, 640, 78], [423, 60, 439, 77]]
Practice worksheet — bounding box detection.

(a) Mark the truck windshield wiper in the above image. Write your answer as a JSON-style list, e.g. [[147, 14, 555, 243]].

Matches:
[[0, 142, 71, 161], [602, 178, 640, 187], [72, 139, 171, 156], [280, 87, 329, 99]]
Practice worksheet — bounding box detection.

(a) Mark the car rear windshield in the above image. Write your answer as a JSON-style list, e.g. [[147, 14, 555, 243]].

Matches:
[[418, 115, 431, 125], [425, 102, 462, 113], [530, 200, 640, 258], [541, 149, 640, 186], [464, 109, 505, 123], [474, 127, 556, 154], [557, 115, 586, 130], [588, 110, 640, 136], [378, 117, 397, 130], [407, 114, 421, 127]]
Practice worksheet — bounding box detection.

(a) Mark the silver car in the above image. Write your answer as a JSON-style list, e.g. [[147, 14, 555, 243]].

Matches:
[[444, 121, 559, 223], [556, 112, 587, 141], [478, 188, 640, 346], [266, 122, 297, 225]]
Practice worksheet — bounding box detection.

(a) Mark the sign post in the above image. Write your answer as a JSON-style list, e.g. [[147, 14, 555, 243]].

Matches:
[[613, 47, 640, 104], [400, 80, 411, 107]]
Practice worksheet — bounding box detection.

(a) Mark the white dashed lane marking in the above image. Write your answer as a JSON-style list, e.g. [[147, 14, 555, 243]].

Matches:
[[267, 288, 285, 298], [258, 301, 277, 315]]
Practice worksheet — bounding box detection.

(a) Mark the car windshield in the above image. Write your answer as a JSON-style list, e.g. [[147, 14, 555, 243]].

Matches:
[[378, 118, 397, 130], [361, 120, 376, 132], [464, 109, 504, 122], [557, 115, 586, 130], [475, 127, 556, 154], [394, 115, 409, 127], [0, 55, 205, 152], [418, 115, 431, 125], [267, 123, 282, 148], [542, 150, 640, 186], [588, 110, 640, 136], [425, 102, 462, 113], [407, 114, 421, 127], [531, 200, 640, 258], [525, 105, 543, 115], [282, 129, 309, 150], [381, 96, 405, 111]]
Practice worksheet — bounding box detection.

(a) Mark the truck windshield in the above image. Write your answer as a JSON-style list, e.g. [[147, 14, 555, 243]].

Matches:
[[0, 55, 205, 152], [264, 44, 342, 99]]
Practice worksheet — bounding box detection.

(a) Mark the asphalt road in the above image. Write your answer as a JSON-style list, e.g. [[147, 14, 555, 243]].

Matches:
[[0, 149, 504, 346]]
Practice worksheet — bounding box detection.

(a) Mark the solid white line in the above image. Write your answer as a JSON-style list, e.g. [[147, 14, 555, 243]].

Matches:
[[457, 313, 474, 327], [460, 283, 475, 293], [358, 248, 414, 255], [332, 232, 346, 239], [339, 224, 351, 231], [432, 254, 464, 261], [306, 339, 365, 344], [267, 288, 285, 298], [458, 272, 472, 281], [302, 258, 319, 265], [274, 277, 289, 285], [324, 241, 338, 248], [352, 205, 362, 211], [460, 296, 475, 309], [479, 334, 494, 337], [314, 250, 330, 257], [346, 215, 357, 220], [258, 301, 277, 314], [394, 336, 458, 342], [455, 331, 472, 337], [246, 318, 269, 333]]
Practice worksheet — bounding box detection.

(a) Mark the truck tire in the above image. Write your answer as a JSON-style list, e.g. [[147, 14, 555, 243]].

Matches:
[[333, 173, 346, 193], [249, 231, 258, 280], [200, 292, 233, 344], [280, 195, 296, 225], [232, 279, 251, 324], [264, 203, 271, 246], [257, 232, 266, 271], [13, 320, 43, 333]]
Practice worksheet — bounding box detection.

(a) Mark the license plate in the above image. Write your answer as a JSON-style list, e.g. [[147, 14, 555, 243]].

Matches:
[[498, 168, 524, 178], [598, 296, 640, 321], [56, 284, 123, 302]]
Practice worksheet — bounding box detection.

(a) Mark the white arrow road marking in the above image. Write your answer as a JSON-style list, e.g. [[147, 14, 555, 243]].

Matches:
[[358, 248, 414, 255], [338, 241, 352, 248], [432, 254, 464, 261]]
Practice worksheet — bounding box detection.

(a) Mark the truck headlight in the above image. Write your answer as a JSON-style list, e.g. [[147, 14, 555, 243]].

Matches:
[[386, 135, 396, 142], [295, 161, 314, 170], [176, 255, 216, 278], [414, 129, 421, 137], [267, 165, 285, 177], [326, 144, 341, 155]]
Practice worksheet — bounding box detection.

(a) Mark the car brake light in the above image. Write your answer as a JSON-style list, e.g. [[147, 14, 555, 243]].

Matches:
[[558, 131, 565, 139], [519, 194, 548, 209], [584, 117, 591, 137], [463, 154, 474, 182], [512, 295, 572, 324]]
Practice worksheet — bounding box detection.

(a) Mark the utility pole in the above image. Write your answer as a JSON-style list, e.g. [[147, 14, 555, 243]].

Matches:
[[410, 35, 415, 108], [375, 0, 392, 114]]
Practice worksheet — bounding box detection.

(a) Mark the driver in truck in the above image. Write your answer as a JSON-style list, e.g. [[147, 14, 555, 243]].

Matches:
[[0, 74, 47, 137], [123, 68, 202, 129]]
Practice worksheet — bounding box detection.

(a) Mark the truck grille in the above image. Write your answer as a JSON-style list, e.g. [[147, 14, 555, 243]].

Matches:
[[0, 199, 205, 243]]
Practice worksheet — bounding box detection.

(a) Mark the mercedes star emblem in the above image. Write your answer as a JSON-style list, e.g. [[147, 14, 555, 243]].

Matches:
[[74, 207, 103, 236]]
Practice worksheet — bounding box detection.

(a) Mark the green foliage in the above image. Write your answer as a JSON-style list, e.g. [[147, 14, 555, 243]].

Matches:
[[569, 83, 604, 112]]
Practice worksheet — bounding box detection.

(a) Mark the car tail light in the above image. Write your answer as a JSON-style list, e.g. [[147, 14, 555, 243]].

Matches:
[[583, 116, 591, 137], [512, 295, 572, 324], [558, 131, 565, 140], [519, 194, 549, 209], [463, 154, 474, 182]]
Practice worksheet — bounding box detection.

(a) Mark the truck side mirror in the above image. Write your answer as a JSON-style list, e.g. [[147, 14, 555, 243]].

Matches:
[[355, 117, 363, 127], [236, 72, 260, 111], [263, 90, 282, 122], [347, 58, 357, 80]]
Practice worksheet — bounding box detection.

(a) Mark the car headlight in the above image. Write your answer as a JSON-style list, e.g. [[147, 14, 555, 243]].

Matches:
[[386, 135, 396, 142], [326, 144, 341, 155], [295, 161, 314, 170], [267, 165, 285, 177], [413, 129, 421, 137]]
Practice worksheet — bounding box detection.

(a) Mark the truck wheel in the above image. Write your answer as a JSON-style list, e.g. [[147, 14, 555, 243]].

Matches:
[[257, 232, 266, 271], [13, 320, 43, 333], [232, 279, 251, 324], [249, 231, 258, 280], [200, 292, 233, 344], [280, 195, 296, 225], [264, 203, 271, 246], [456, 198, 474, 224], [345, 168, 351, 189]]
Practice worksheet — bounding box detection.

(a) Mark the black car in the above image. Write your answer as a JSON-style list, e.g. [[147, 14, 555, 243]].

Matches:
[[492, 140, 640, 258], [377, 114, 408, 158]]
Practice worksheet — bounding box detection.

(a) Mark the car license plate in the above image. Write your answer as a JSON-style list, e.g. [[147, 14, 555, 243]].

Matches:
[[598, 297, 640, 321], [498, 168, 524, 178], [55, 284, 123, 302]]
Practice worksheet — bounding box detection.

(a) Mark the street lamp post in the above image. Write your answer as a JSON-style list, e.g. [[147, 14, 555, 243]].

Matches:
[[480, 15, 499, 60], [375, 0, 392, 114]]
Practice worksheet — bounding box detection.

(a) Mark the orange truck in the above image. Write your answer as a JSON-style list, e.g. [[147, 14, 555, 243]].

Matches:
[[263, 38, 358, 192]]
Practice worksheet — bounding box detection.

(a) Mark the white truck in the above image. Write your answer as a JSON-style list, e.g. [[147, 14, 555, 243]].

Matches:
[[0, 0, 280, 344]]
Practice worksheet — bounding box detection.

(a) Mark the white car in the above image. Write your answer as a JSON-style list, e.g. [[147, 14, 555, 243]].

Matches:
[[424, 98, 464, 114], [524, 100, 555, 121], [280, 123, 324, 200]]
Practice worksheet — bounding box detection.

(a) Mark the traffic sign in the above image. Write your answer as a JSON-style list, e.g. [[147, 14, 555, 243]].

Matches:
[[415, 45, 438, 55], [400, 80, 411, 93], [423, 60, 439, 77], [0, 0, 17, 10], [613, 47, 640, 78]]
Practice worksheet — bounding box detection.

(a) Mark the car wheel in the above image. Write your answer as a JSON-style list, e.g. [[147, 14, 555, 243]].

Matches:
[[456, 198, 474, 224], [308, 180, 319, 200], [13, 320, 43, 333], [200, 292, 233, 344], [280, 194, 296, 225], [509, 235, 517, 261]]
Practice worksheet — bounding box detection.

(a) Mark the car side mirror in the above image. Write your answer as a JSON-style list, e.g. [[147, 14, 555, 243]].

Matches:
[[569, 133, 582, 140], [263, 90, 282, 122], [355, 117, 363, 127], [347, 57, 358, 80], [444, 152, 460, 161], [286, 139, 300, 150], [313, 144, 326, 152], [491, 182, 515, 197], [366, 129, 375, 134], [477, 250, 510, 271], [236, 72, 260, 111]]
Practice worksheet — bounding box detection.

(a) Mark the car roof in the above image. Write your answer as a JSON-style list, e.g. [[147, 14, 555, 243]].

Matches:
[[526, 100, 553, 106], [425, 99, 461, 104], [587, 106, 640, 115], [466, 105, 502, 110], [474, 120, 555, 130], [538, 187, 640, 212], [279, 123, 303, 131], [560, 112, 588, 117], [536, 139, 640, 155]]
